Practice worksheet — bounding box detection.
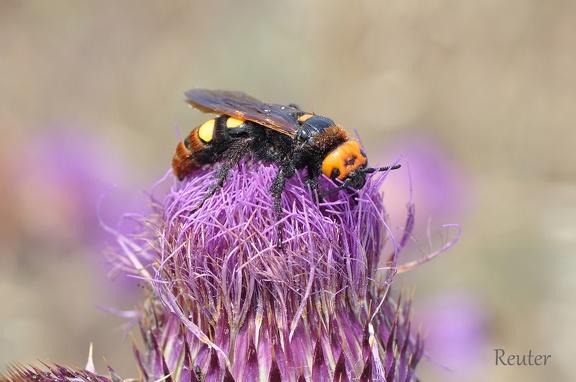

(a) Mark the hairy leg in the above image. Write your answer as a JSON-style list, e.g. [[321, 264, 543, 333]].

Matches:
[[192, 140, 250, 213], [269, 162, 295, 248]]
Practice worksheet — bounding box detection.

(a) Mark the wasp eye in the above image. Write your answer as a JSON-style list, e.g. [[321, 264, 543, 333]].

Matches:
[[330, 168, 340, 179]]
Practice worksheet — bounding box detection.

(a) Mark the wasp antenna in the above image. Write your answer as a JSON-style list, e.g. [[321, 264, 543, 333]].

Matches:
[[362, 164, 401, 174], [319, 178, 352, 197]]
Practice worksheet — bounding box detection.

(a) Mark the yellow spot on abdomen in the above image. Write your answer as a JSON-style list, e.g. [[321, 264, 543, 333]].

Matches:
[[197, 119, 216, 143], [226, 117, 245, 128]]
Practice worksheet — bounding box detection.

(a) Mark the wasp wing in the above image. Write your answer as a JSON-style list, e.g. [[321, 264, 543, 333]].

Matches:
[[185, 89, 300, 137]]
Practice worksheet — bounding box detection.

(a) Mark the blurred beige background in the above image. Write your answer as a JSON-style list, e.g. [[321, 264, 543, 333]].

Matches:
[[1, 1, 575, 381]]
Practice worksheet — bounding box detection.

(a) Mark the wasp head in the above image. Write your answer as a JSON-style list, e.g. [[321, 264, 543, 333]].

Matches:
[[319, 141, 401, 197], [321, 140, 368, 187]]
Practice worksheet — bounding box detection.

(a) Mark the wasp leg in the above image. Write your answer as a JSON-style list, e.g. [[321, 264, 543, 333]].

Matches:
[[270, 162, 295, 249], [304, 168, 321, 204], [304, 177, 319, 191], [192, 140, 250, 213]]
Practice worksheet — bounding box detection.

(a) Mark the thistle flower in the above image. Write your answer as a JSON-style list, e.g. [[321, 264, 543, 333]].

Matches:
[[117, 157, 424, 382], [1, 363, 121, 382], [2, 151, 456, 382]]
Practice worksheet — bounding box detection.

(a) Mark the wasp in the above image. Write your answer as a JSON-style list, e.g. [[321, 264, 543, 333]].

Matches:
[[172, 89, 400, 248]]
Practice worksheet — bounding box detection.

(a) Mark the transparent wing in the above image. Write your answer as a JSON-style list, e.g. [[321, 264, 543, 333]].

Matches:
[[185, 88, 301, 137]]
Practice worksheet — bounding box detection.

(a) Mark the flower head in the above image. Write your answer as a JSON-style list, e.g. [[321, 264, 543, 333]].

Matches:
[[1, 363, 121, 382], [118, 156, 424, 381]]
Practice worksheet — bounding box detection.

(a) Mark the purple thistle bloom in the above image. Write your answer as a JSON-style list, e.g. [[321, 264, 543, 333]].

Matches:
[[116, 157, 425, 381], [1, 148, 457, 381], [1, 363, 121, 382]]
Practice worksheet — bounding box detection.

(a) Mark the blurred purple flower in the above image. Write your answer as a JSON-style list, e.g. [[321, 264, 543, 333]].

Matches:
[[5, 127, 150, 292], [418, 293, 488, 377], [377, 135, 469, 241], [10, 126, 147, 249]]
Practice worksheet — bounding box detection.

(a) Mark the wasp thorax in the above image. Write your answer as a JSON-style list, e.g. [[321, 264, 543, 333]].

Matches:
[[298, 116, 337, 142]]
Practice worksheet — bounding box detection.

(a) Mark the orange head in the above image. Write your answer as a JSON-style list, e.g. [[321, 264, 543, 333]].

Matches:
[[321, 141, 368, 189]]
